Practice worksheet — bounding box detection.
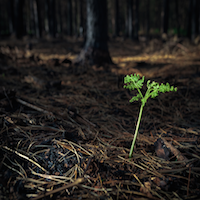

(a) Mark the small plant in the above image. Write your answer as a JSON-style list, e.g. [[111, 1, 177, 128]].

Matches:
[[124, 74, 177, 158]]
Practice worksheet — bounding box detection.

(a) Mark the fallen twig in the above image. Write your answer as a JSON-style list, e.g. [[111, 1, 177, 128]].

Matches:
[[16, 98, 53, 115]]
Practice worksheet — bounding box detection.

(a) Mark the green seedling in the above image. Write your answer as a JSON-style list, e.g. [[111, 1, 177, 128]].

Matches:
[[124, 74, 177, 158]]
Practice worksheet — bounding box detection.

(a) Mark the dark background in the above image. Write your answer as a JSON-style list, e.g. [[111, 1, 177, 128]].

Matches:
[[0, 0, 199, 42]]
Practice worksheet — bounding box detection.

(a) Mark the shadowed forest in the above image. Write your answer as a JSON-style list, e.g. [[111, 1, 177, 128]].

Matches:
[[0, 0, 200, 199]]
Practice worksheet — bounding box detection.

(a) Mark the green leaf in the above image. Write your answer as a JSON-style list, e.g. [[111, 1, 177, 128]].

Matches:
[[150, 91, 159, 98], [124, 73, 177, 105], [124, 74, 144, 91], [130, 93, 143, 102]]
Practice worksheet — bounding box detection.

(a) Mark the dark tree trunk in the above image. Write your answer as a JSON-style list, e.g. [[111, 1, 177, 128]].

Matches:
[[75, 0, 112, 65], [187, 0, 197, 41], [191, 0, 196, 42], [14, 0, 25, 38], [7, 0, 15, 34], [35, 0, 42, 37], [114, 0, 119, 37], [146, 0, 150, 40], [126, 0, 133, 39], [32, 0, 39, 37], [187, 1, 192, 39], [175, 0, 180, 37], [30, 0, 35, 36], [58, 0, 63, 33], [67, 0, 73, 36], [30, 0, 40, 38], [79, 0, 84, 37], [195, 0, 199, 36], [162, 0, 169, 35], [134, 0, 139, 40], [44, 0, 49, 33], [47, 0, 56, 37], [74, 0, 78, 36], [198, 1, 200, 36]]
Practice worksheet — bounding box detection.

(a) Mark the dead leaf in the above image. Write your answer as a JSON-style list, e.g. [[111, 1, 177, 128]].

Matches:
[[140, 181, 153, 198], [154, 138, 170, 160]]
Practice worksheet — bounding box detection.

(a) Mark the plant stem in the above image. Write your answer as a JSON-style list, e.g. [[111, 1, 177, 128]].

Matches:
[[129, 103, 145, 158]]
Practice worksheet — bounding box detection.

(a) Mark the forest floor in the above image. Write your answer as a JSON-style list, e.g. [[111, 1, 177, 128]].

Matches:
[[0, 36, 200, 200]]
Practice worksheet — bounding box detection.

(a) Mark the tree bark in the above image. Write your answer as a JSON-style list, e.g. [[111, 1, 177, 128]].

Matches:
[[7, 0, 15, 34], [162, 0, 169, 34], [35, 0, 42, 37], [30, 0, 34, 36], [47, 0, 56, 37], [74, 0, 78, 36], [57, 0, 63, 33], [30, 0, 41, 38], [14, 0, 25, 38], [175, 0, 180, 37], [199, 1, 200, 36], [126, 0, 133, 39], [191, 0, 196, 42], [134, 0, 139, 40], [79, 0, 84, 37], [146, 0, 150, 40], [75, 0, 112, 66], [67, 0, 73, 36], [114, 0, 119, 37]]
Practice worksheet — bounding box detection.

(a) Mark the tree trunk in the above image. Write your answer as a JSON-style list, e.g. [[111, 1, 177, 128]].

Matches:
[[114, 0, 119, 37], [191, 0, 196, 42], [187, 1, 192, 39], [35, 0, 42, 37], [175, 0, 180, 37], [162, 0, 169, 35], [134, 0, 139, 40], [67, 0, 73, 36], [57, 0, 63, 33], [75, 0, 112, 65], [30, 0, 35, 36], [74, 0, 78, 37], [30, 0, 40, 38], [14, 0, 25, 38], [146, 0, 150, 40], [79, 0, 84, 37], [44, 0, 49, 33], [7, 0, 15, 34], [126, 0, 133, 39], [195, 0, 199, 36], [199, 1, 200, 36], [47, 0, 56, 37]]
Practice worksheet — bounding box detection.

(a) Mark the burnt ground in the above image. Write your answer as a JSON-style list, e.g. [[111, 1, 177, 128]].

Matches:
[[0, 36, 200, 200]]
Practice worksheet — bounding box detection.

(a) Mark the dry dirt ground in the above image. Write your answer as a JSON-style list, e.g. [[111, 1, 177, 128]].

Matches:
[[0, 37, 200, 200]]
